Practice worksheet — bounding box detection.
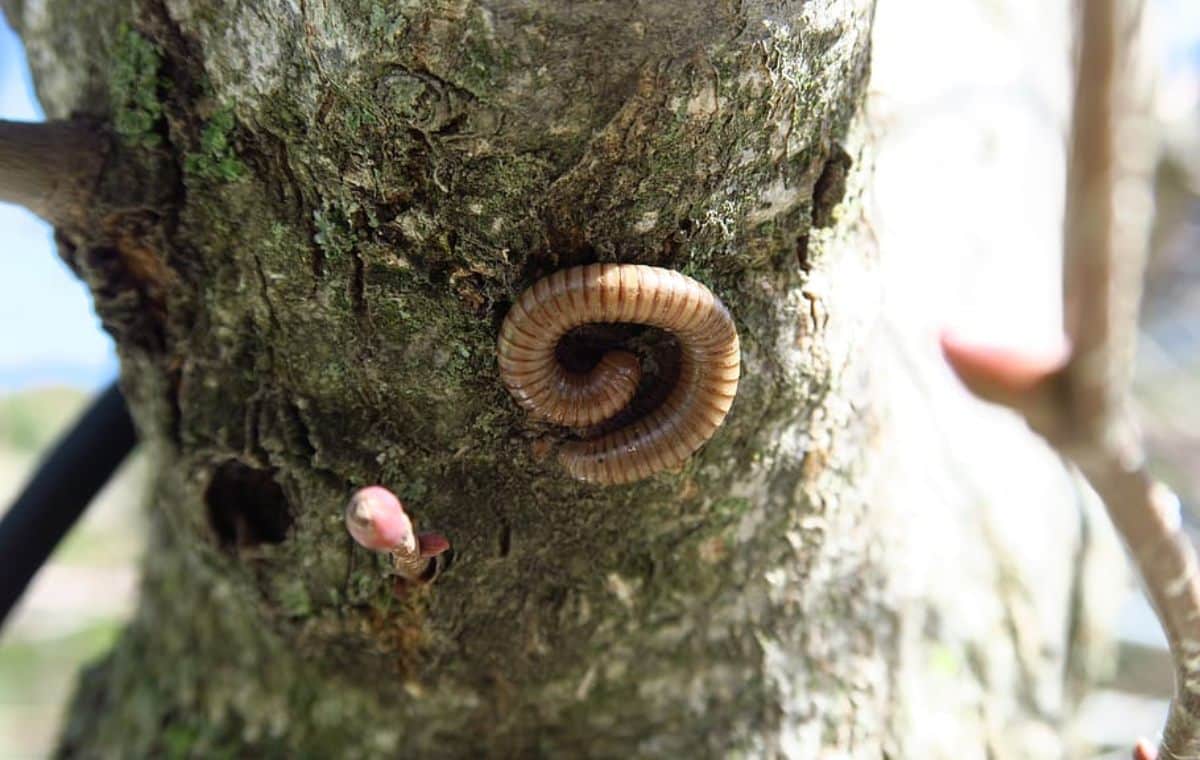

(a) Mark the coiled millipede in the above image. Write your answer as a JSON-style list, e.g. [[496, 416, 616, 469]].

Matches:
[[497, 263, 741, 485]]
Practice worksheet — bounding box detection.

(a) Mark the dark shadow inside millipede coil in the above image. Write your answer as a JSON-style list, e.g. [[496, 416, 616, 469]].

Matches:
[[555, 323, 683, 438], [554, 323, 641, 372]]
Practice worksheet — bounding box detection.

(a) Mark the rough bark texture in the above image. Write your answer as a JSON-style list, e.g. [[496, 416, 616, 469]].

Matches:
[[2, 0, 1118, 756]]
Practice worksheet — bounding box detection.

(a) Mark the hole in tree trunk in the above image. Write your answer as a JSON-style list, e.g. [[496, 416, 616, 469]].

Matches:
[[205, 461, 292, 549]]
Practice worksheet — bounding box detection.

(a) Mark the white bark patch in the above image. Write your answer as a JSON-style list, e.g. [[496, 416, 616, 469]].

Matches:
[[166, 0, 298, 113], [698, 200, 739, 241], [605, 572, 637, 609], [747, 178, 809, 225], [685, 87, 720, 118], [759, 20, 810, 90], [18, 0, 129, 117], [633, 210, 659, 234], [574, 665, 598, 701], [696, 535, 727, 564]]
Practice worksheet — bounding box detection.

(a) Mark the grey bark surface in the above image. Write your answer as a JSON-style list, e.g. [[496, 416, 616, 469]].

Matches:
[[2, 0, 1119, 757]]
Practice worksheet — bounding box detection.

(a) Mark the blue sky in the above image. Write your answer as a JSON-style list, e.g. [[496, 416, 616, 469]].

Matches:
[[1159, 0, 1200, 72], [0, 16, 116, 391]]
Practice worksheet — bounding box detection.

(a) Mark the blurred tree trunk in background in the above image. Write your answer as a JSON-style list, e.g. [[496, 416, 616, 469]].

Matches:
[[1, 0, 1122, 756]]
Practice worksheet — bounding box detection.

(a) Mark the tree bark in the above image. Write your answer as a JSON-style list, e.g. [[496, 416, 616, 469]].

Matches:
[[2, 0, 1120, 756]]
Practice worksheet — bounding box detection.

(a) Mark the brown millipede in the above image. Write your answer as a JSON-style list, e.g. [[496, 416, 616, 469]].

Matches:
[[497, 263, 741, 485]]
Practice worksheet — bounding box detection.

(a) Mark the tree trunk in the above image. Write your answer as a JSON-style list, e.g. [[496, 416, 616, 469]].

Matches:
[[2, 0, 1120, 756]]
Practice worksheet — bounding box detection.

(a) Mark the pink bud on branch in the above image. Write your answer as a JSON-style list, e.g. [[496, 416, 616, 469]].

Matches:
[[1133, 738, 1156, 760], [344, 486, 450, 585], [939, 331, 1068, 403]]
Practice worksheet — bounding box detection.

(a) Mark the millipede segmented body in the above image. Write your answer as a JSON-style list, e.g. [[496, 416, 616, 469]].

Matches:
[[497, 263, 741, 485]]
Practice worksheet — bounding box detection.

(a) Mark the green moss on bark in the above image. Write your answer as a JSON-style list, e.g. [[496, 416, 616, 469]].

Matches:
[[109, 25, 164, 148], [183, 106, 246, 182]]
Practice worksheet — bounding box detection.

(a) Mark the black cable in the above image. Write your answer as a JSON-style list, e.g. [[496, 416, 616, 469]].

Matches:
[[0, 381, 136, 631]]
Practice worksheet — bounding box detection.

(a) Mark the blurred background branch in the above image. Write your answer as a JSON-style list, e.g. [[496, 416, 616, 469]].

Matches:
[[944, 0, 1200, 756]]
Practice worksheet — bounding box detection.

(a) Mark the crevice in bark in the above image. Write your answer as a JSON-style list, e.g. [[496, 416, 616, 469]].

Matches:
[[496, 518, 512, 558], [796, 231, 812, 272], [310, 240, 326, 283], [251, 249, 281, 330], [70, 242, 167, 353], [812, 143, 853, 231], [281, 401, 320, 466], [350, 248, 367, 317]]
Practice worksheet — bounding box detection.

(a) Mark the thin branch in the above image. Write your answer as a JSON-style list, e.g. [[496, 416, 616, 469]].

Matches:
[[0, 119, 106, 228], [1062, 0, 1117, 433], [943, 0, 1200, 756]]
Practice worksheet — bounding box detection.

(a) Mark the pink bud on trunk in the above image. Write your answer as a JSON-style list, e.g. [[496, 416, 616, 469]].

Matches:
[[344, 486, 451, 587], [344, 486, 417, 554]]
